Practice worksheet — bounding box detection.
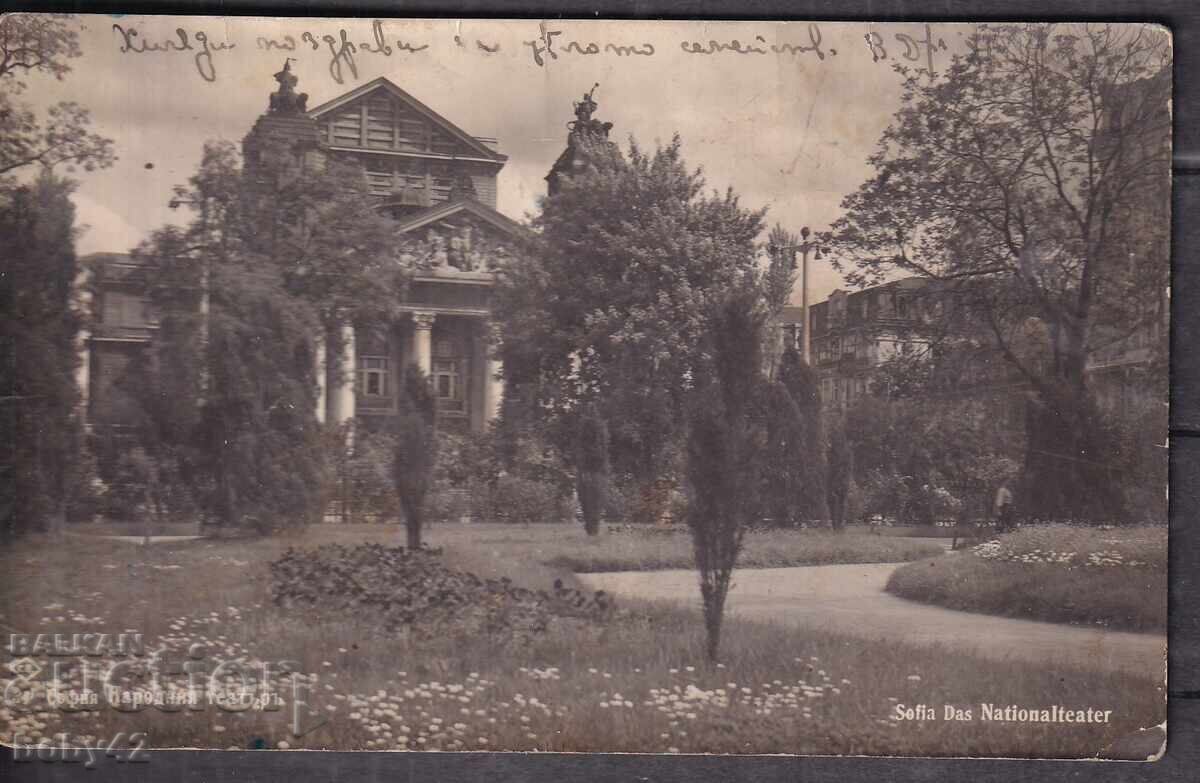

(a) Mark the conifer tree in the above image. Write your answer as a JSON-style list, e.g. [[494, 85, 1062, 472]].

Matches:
[[685, 285, 769, 661], [575, 405, 610, 536], [393, 367, 438, 549]]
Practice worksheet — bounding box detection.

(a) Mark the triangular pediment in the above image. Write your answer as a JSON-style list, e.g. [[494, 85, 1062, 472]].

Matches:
[[395, 198, 528, 239], [395, 200, 530, 276], [307, 78, 505, 164]]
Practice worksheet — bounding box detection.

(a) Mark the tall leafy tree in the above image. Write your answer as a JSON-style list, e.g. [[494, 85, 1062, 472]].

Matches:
[[0, 15, 113, 184], [827, 24, 1169, 521], [132, 140, 402, 531], [0, 170, 84, 535], [0, 15, 113, 536], [495, 134, 765, 520]]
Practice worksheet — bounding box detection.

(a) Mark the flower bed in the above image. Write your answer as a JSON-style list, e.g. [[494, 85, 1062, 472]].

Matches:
[[886, 525, 1166, 632]]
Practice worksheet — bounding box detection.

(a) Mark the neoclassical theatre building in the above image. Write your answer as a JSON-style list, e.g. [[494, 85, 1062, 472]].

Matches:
[[81, 65, 571, 435]]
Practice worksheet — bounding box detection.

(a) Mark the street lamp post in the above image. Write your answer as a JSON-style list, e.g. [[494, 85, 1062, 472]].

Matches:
[[778, 226, 822, 365]]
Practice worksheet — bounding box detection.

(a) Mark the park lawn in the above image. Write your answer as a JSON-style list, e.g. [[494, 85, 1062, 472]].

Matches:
[[534, 526, 945, 572], [1, 525, 1164, 758], [885, 525, 1167, 632]]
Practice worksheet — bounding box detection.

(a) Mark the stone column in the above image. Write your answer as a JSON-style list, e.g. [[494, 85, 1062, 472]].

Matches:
[[411, 312, 436, 377], [485, 356, 504, 423], [328, 321, 356, 426], [73, 264, 93, 422], [76, 329, 91, 420], [314, 329, 327, 424]]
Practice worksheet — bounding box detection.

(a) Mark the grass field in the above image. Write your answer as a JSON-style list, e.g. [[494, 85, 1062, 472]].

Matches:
[[0, 525, 1165, 758], [885, 525, 1168, 632], [537, 526, 945, 572]]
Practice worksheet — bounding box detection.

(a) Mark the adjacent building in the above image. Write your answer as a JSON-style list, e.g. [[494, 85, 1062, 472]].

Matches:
[[776, 275, 1165, 421], [777, 277, 936, 409]]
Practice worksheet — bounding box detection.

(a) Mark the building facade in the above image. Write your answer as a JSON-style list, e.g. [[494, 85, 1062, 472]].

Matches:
[[776, 275, 1165, 420], [80, 66, 534, 435], [777, 277, 936, 409]]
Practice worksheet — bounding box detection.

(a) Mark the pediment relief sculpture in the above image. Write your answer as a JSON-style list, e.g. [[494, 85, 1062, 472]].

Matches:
[[397, 219, 514, 275]]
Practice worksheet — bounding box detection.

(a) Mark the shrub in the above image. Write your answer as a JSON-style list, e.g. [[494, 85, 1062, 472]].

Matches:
[[337, 428, 401, 523], [604, 480, 635, 524], [269, 544, 615, 646], [471, 474, 572, 525], [436, 429, 500, 489], [427, 485, 472, 524]]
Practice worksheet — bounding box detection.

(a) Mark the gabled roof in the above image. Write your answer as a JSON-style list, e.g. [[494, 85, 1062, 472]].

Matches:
[[307, 77, 507, 164], [394, 197, 533, 240]]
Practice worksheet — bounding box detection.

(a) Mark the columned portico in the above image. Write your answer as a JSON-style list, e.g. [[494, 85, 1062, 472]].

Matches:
[[274, 73, 525, 438], [314, 330, 327, 423], [328, 320, 356, 426], [73, 264, 93, 421], [411, 311, 436, 377], [76, 329, 91, 419], [485, 356, 504, 423]]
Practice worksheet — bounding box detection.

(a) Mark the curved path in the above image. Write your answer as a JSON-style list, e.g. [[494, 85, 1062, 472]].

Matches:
[[578, 563, 1165, 678]]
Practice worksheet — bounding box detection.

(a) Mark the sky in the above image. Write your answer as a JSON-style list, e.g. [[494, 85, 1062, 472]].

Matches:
[[23, 16, 979, 304]]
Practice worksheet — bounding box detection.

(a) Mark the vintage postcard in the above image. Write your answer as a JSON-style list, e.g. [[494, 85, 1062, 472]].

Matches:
[[1, 15, 1169, 762]]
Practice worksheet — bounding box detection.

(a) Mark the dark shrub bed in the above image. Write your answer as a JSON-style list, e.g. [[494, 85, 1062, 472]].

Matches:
[[270, 543, 614, 645]]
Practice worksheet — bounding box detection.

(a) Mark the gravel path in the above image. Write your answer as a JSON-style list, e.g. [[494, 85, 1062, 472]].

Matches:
[[578, 563, 1165, 678], [67, 533, 205, 544]]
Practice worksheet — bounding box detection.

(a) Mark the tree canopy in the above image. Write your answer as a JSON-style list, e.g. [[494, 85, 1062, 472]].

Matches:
[[495, 133, 765, 500], [0, 15, 113, 184], [129, 140, 403, 531], [0, 170, 84, 535], [826, 24, 1170, 520], [0, 15, 113, 536]]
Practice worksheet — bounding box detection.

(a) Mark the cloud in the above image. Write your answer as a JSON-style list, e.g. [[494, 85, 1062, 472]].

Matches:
[[72, 191, 145, 255]]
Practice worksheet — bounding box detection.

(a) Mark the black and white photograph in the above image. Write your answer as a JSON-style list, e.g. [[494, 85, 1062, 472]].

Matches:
[[0, 15, 1170, 761]]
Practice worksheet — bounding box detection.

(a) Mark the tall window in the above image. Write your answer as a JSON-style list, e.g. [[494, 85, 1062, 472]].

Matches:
[[102, 290, 155, 328], [357, 356, 389, 397], [433, 338, 465, 414]]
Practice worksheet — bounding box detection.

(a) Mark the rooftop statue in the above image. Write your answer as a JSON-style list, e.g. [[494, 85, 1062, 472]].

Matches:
[[569, 83, 613, 140], [268, 59, 309, 115]]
